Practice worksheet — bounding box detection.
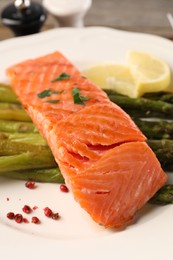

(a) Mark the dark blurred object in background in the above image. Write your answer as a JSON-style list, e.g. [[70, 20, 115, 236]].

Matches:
[[1, 0, 47, 36]]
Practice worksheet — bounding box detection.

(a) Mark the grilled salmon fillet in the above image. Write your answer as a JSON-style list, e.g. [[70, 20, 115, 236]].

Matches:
[[6, 51, 167, 228]]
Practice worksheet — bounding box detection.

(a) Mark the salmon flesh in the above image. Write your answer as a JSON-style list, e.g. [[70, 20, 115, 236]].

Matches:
[[6, 52, 167, 228]]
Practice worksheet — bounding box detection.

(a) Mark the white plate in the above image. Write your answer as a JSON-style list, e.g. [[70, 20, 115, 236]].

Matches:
[[0, 27, 173, 260]]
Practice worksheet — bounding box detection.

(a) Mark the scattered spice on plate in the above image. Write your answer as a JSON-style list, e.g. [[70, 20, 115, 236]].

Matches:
[[25, 181, 36, 189], [22, 205, 32, 214], [44, 207, 53, 217], [43, 207, 60, 220], [6, 212, 15, 220], [14, 214, 23, 223], [52, 213, 60, 220], [5, 183, 66, 225], [33, 206, 38, 211], [60, 184, 69, 192], [23, 218, 29, 223], [31, 216, 40, 224]]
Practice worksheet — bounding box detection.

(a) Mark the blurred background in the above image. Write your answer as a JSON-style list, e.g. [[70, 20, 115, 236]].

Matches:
[[1, 0, 173, 40]]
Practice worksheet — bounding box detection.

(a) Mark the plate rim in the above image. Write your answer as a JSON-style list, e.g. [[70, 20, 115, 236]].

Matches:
[[0, 26, 173, 260]]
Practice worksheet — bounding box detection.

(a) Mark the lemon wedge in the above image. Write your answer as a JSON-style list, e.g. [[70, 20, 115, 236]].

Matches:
[[84, 51, 171, 98], [83, 64, 137, 97], [127, 51, 171, 97]]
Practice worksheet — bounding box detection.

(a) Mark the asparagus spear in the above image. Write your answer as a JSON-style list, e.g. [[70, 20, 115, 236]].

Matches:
[[147, 139, 173, 151], [104, 88, 173, 104], [0, 83, 19, 103], [143, 92, 173, 103], [0, 151, 57, 172], [0, 103, 31, 121], [0, 132, 48, 156], [103, 89, 173, 118], [0, 131, 57, 171], [2, 132, 46, 145], [3, 168, 64, 183], [108, 94, 173, 118], [134, 119, 173, 140], [147, 140, 173, 170], [149, 185, 173, 205], [0, 120, 38, 133]]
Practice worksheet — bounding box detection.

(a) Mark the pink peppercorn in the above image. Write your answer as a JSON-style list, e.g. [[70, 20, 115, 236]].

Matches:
[[7, 212, 15, 220], [22, 205, 32, 214], [32, 216, 40, 224], [23, 218, 29, 223], [25, 181, 36, 189], [14, 214, 23, 223], [60, 184, 69, 192], [44, 207, 52, 217], [52, 213, 60, 220], [33, 206, 38, 211]]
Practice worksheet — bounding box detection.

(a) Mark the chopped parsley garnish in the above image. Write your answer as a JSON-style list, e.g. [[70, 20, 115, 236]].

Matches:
[[51, 73, 71, 82], [72, 87, 90, 105], [37, 89, 64, 99], [51, 91, 60, 94], [56, 90, 64, 94], [45, 99, 60, 104], [37, 89, 52, 98]]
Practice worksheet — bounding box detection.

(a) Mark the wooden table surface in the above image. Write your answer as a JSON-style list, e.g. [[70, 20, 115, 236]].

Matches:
[[1, 0, 173, 41]]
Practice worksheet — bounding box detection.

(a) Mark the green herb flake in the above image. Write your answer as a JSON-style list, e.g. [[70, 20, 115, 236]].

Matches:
[[52, 90, 64, 94], [45, 99, 60, 104], [37, 89, 64, 99], [37, 89, 52, 98], [72, 87, 90, 106], [51, 73, 71, 83]]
